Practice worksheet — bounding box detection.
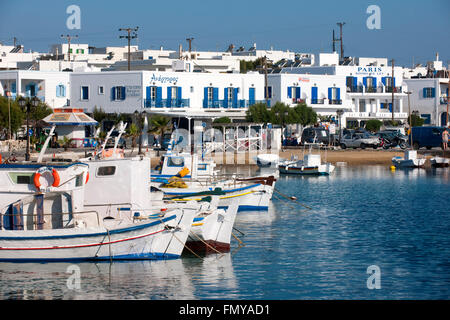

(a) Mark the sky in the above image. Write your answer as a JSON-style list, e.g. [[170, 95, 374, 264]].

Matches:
[[0, 0, 449, 67]]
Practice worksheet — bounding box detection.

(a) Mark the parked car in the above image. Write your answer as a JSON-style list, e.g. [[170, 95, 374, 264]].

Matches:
[[340, 132, 380, 149], [410, 126, 446, 150], [301, 127, 330, 145]]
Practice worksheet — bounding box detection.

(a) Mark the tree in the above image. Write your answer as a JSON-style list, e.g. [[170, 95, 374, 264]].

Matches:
[[126, 123, 140, 154], [365, 119, 383, 132], [408, 114, 425, 127], [293, 103, 317, 127], [246, 102, 273, 123], [213, 117, 231, 124], [148, 115, 172, 144], [0, 96, 24, 135]]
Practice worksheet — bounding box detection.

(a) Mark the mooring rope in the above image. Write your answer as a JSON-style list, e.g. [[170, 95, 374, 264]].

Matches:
[[273, 188, 312, 210]]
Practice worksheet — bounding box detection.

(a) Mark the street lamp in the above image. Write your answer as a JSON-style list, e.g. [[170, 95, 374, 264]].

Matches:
[[134, 110, 147, 155], [18, 96, 40, 161], [404, 91, 412, 146], [336, 109, 345, 144]]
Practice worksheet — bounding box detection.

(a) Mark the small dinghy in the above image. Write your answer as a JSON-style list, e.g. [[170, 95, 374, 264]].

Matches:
[[392, 150, 426, 168], [279, 154, 335, 175], [430, 156, 449, 168]]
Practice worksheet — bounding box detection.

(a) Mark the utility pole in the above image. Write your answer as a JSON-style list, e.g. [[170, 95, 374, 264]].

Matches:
[[405, 91, 412, 146], [60, 34, 78, 62], [391, 59, 395, 122], [263, 56, 269, 105], [332, 30, 336, 52], [336, 22, 345, 61], [119, 27, 139, 71]]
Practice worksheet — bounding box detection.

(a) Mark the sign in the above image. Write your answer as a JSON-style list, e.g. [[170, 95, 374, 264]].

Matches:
[[329, 124, 336, 134], [126, 86, 141, 97], [150, 73, 179, 84], [355, 67, 386, 76]]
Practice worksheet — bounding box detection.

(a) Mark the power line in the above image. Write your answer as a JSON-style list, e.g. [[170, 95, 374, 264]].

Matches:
[[119, 27, 139, 71]]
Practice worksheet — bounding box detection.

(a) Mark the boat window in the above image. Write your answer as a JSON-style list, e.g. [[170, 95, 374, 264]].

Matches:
[[198, 163, 208, 171], [167, 157, 184, 167], [8, 172, 33, 184], [97, 166, 116, 176], [75, 173, 84, 186]]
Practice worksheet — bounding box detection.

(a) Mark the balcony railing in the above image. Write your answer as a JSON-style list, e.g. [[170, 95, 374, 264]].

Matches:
[[347, 86, 364, 93], [311, 98, 325, 104], [384, 86, 403, 93], [329, 99, 342, 105], [144, 99, 189, 108], [365, 86, 383, 93], [203, 99, 269, 109], [292, 98, 305, 104]]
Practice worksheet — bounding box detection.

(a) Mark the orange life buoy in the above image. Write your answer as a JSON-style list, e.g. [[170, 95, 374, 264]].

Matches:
[[85, 172, 89, 184], [33, 167, 60, 189]]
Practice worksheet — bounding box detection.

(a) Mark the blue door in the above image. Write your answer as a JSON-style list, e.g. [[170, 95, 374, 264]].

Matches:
[[249, 88, 255, 106]]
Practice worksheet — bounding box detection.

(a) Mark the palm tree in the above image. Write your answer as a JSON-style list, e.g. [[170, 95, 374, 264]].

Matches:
[[148, 115, 172, 150], [126, 123, 140, 155]]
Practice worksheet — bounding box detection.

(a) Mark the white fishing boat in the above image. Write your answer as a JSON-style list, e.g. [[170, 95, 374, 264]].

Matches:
[[430, 156, 449, 168], [185, 199, 239, 253], [278, 154, 335, 175], [255, 153, 280, 169], [392, 150, 426, 168], [151, 152, 276, 211]]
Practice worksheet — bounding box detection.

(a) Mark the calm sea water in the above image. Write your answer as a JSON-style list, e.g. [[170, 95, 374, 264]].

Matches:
[[0, 165, 449, 300]]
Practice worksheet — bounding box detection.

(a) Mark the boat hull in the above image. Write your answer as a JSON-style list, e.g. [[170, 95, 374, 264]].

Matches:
[[279, 164, 335, 175], [0, 210, 195, 262], [392, 157, 426, 168]]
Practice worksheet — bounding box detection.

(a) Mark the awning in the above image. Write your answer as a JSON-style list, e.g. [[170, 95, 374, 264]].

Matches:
[[43, 108, 97, 126]]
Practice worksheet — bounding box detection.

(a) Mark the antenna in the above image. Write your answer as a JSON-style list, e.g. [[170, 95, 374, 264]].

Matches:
[[336, 22, 345, 61]]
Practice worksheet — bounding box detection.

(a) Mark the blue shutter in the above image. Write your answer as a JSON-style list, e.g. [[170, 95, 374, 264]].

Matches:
[[328, 87, 332, 100], [224, 88, 229, 107], [287, 86, 292, 98], [336, 88, 341, 101], [56, 85, 61, 97], [363, 77, 367, 88], [393, 77, 396, 88], [213, 87, 219, 102], [295, 87, 301, 101], [167, 87, 172, 107], [352, 77, 357, 88], [431, 88, 435, 98], [381, 77, 386, 86], [146, 86, 151, 100], [111, 87, 116, 101], [311, 87, 318, 102], [121, 86, 126, 100], [372, 77, 377, 88], [177, 87, 182, 107], [423, 88, 427, 98], [156, 87, 162, 107], [203, 87, 208, 108], [233, 88, 239, 108], [62, 85, 66, 97], [249, 88, 255, 105]]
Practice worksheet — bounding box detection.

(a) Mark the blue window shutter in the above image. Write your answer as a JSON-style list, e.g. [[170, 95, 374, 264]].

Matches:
[[268, 86, 272, 98], [177, 86, 182, 100], [167, 87, 172, 100], [156, 87, 162, 105], [121, 86, 126, 100], [62, 85, 66, 97], [204, 87, 208, 99], [213, 87, 218, 101], [146, 87, 151, 100], [336, 88, 341, 101], [393, 77, 396, 88], [372, 77, 377, 88], [381, 77, 386, 86], [328, 87, 332, 100], [111, 87, 116, 101], [363, 77, 367, 87], [295, 87, 301, 100], [353, 77, 357, 88], [224, 88, 229, 105], [311, 87, 318, 100], [233, 88, 239, 107], [431, 88, 435, 98], [423, 88, 427, 98], [249, 88, 255, 104], [56, 85, 61, 97], [287, 86, 292, 98]]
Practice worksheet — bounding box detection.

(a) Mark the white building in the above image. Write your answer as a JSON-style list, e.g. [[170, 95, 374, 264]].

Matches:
[[0, 44, 42, 70], [69, 70, 266, 120], [0, 70, 70, 108]]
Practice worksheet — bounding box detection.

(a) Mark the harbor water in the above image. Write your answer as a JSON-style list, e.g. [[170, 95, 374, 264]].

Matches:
[[0, 165, 449, 300]]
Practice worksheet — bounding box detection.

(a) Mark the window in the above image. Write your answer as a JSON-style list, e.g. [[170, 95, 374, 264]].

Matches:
[[150, 86, 157, 100], [56, 84, 66, 97], [265, 86, 272, 99], [81, 86, 89, 100], [97, 166, 116, 176], [98, 86, 104, 95], [207, 87, 214, 101], [115, 86, 126, 100], [423, 87, 435, 98], [227, 87, 234, 101], [8, 173, 33, 184], [167, 157, 185, 167], [171, 86, 178, 100]]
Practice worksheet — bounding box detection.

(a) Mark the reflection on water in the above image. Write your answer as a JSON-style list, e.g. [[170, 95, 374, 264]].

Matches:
[[0, 165, 449, 300]]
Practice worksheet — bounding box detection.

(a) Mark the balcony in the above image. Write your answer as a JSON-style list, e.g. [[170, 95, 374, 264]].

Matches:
[[144, 99, 189, 108], [365, 86, 383, 93], [203, 99, 269, 109], [311, 98, 325, 105], [292, 98, 305, 104], [329, 99, 342, 105], [347, 86, 364, 93], [384, 86, 403, 93]]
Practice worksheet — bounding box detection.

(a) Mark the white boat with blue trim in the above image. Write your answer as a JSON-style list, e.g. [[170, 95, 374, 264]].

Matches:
[[392, 150, 426, 168]]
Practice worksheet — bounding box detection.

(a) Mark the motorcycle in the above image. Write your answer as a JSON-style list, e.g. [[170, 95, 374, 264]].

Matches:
[[381, 136, 408, 150]]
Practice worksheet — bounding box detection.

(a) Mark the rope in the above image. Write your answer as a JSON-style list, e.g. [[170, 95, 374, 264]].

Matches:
[[273, 188, 312, 210], [188, 230, 225, 257], [231, 232, 245, 247]]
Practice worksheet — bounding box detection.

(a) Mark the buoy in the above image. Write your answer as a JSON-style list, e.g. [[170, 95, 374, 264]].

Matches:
[[390, 165, 396, 171]]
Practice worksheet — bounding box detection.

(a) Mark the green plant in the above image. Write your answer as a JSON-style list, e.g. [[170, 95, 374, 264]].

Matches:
[[365, 119, 383, 132], [408, 114, 425, 127]]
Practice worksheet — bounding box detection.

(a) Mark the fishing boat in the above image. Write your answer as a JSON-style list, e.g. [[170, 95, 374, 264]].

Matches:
[[151, 152, 276, 211], [255, 153, 280, 169], [430, 156, 449, 168], [184, 198, 239, 253], [278, 154, 335, 175], [392, 150, 426, 168]]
